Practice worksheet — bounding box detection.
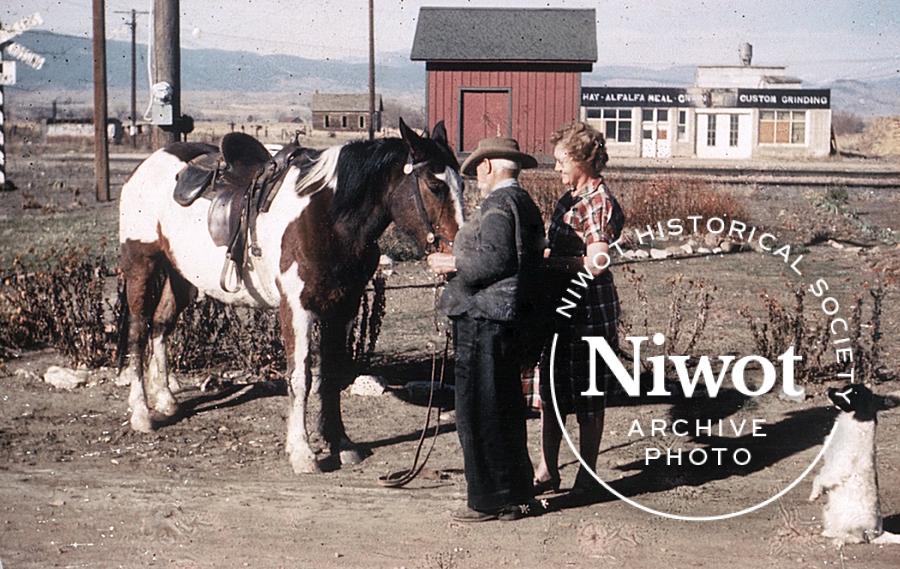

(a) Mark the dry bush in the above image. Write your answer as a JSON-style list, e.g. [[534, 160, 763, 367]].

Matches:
[[518, 171, 749, 230], [739, 283, 890, 384], [614, 177, 749, 230], [1, 250, 387, 376], [0, 250, 118, 367], [618, 267, 715, 357]]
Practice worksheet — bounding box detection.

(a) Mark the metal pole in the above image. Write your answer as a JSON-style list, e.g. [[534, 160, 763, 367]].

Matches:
[[368, 0, 375, 141], [92, 0, 110, 202], [129, 9, 136, 147], [0, 84, 7, 191], [152, 0, 180, 148]]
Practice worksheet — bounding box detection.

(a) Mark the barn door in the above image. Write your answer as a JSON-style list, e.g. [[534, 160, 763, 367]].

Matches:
[[460, 90, 511, 152]]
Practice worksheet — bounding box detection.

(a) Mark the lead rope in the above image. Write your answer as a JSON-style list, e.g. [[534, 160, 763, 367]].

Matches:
[[378, 276, 450, 487], [378, 327, 450, 488]]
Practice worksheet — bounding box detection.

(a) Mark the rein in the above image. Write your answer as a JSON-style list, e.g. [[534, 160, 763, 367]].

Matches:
[[378, 328, 451, 488]]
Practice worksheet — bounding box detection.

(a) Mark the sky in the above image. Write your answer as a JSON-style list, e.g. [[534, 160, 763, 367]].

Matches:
[[3, 0, 899, 83]]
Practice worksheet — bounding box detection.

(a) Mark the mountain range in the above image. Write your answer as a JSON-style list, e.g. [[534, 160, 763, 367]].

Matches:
[[7, 31, 899, 117]]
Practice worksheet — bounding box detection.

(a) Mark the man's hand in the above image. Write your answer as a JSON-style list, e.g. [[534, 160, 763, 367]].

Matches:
[[426, 252, 457, 275]]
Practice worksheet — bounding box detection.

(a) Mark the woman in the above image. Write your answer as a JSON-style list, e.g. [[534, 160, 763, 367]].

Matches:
[[533, 121, 625, 496]]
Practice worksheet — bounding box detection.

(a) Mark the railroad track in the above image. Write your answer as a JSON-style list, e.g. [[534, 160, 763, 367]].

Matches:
[[42, 153, 900, 188], [604, 164, 900, 188]]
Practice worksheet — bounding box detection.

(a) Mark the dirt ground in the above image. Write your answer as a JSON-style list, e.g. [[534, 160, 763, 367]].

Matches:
[[3, 149, 900, 568]]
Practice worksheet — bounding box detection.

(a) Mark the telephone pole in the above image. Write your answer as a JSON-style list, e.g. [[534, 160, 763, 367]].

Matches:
[[92, 0, 110, 201], [151, 0, 180, 148], [114, 9, 148, 148], [368, 0, 375, 141]]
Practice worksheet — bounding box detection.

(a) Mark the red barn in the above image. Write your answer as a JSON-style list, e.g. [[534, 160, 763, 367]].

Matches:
[[411, 7, 597, 160]]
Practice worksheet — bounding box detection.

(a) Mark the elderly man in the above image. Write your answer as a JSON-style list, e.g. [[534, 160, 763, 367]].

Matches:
[[427, 137, 545, 522]]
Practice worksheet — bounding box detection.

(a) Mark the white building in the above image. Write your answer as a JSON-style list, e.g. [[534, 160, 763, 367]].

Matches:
[[581, 48, 832, 160]]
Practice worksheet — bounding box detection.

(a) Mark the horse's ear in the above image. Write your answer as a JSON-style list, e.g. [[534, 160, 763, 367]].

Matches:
[[399, 117, 421, 145], [399, 117, 426, 159], [432, 121, 448, 143]]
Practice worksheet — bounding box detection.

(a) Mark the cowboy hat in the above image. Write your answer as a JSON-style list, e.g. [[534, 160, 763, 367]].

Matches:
[[460, 137, 538, 176]]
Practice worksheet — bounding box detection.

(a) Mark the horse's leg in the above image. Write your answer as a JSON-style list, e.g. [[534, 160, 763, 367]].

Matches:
[[145, 268, 196, 416], [318, 318, 367, 465], [119, 243, 162, 433], [279, 289, 320, 474]]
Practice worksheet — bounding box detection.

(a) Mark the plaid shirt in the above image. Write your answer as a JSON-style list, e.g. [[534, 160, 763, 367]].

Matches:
[[534, 178, 624, 418], [546, 178, 624, 256]]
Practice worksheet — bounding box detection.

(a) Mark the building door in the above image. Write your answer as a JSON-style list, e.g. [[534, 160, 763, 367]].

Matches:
[[460, 90, 511, 153], [696, 112, 752, 159], [640, 108, 671, 158]]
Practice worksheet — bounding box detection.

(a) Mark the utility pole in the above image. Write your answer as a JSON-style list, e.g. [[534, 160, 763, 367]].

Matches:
[[92, 0, 110, 201], [151, 0, 180, 148], [368, 0, 375, 141], [114, 9, 148, 148]]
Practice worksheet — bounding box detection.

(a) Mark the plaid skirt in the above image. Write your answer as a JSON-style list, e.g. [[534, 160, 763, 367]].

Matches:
[[539, 271, 619, 420]]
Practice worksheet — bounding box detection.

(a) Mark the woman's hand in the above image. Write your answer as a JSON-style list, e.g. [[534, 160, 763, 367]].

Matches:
[[426, 252, 457, 275]]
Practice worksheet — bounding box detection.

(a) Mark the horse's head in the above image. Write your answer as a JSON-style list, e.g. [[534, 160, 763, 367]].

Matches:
[[389, 118, 464, 254]]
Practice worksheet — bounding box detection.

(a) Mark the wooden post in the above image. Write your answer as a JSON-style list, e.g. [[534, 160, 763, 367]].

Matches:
[[114, 9, 147, 148], [152, 0, 180, 148], [92, 0, 110, 202], [368, 0, 375, 141]]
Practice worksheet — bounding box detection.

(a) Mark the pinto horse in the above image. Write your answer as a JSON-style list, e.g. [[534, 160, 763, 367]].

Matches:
[[118, 119, 463, 473]]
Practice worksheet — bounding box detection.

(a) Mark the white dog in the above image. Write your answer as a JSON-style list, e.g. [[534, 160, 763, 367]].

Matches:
[[809, 383, 900, 545]]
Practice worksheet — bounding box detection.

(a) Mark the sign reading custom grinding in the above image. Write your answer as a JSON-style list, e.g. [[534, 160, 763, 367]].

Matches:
[[581, 87, 709, 108], [736, 89, 830, 109]]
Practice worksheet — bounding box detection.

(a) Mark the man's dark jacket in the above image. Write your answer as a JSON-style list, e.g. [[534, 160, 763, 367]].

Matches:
[[438, 180, 545, 322]]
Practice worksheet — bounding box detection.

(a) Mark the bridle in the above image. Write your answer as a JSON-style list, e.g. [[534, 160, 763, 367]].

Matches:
[[404, 157, 456, 254]]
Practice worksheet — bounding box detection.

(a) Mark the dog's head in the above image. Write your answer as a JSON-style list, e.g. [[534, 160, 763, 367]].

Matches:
[[827, 383, 900, 422]]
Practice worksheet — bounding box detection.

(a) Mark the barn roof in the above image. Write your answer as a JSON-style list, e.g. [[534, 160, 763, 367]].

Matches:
[[310, 93, 383, 112], [410, 8, 597, 63]]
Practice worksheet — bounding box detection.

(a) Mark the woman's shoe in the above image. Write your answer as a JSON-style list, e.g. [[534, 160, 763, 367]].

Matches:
[[532, 476, 561, 496]]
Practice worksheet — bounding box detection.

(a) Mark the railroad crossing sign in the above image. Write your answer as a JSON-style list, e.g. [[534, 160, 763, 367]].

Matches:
[[1, 12, 46, 189]]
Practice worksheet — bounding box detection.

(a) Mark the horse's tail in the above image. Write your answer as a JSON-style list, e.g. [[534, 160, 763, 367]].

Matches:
[[115, 274, 130, 372]]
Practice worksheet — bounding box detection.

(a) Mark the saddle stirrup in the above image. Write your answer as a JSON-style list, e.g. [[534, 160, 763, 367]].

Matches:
[[219, 254, 244, 293]]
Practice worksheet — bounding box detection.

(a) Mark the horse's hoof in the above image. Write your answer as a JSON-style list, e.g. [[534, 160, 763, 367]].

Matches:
[[290, 452, 322, 474], [339, 447, 368, 466], [152, 393, 178, 417], [130, 408, 155, 433]]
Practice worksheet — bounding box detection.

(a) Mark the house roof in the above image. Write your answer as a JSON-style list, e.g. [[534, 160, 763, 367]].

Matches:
[[310, 93, 383, 113], [410, 8, 597, 63]]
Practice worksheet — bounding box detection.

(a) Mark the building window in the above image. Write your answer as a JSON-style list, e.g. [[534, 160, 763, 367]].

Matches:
[[759, 110, 806, 144], [324, 115, 330, 128], [677, 110, 687, 141], [359, 115, 365, 129], [729, 114, 739, 147], [707, 114, 717, 146], [587, 108, 632, 143], [341, 115, 348, 128]]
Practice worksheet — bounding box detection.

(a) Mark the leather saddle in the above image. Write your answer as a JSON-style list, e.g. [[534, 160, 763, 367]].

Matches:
[[172, 132, 315, 292]]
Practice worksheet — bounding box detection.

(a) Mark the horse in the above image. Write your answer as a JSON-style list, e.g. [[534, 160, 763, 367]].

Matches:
[[117, 119, 464, 473]]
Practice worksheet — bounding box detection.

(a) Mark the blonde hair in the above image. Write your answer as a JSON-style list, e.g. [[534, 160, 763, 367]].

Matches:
[[550, 121, 609, 175]]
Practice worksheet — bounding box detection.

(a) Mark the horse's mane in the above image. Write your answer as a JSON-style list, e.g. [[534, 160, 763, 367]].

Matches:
[[331, 138, 408, 218]]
